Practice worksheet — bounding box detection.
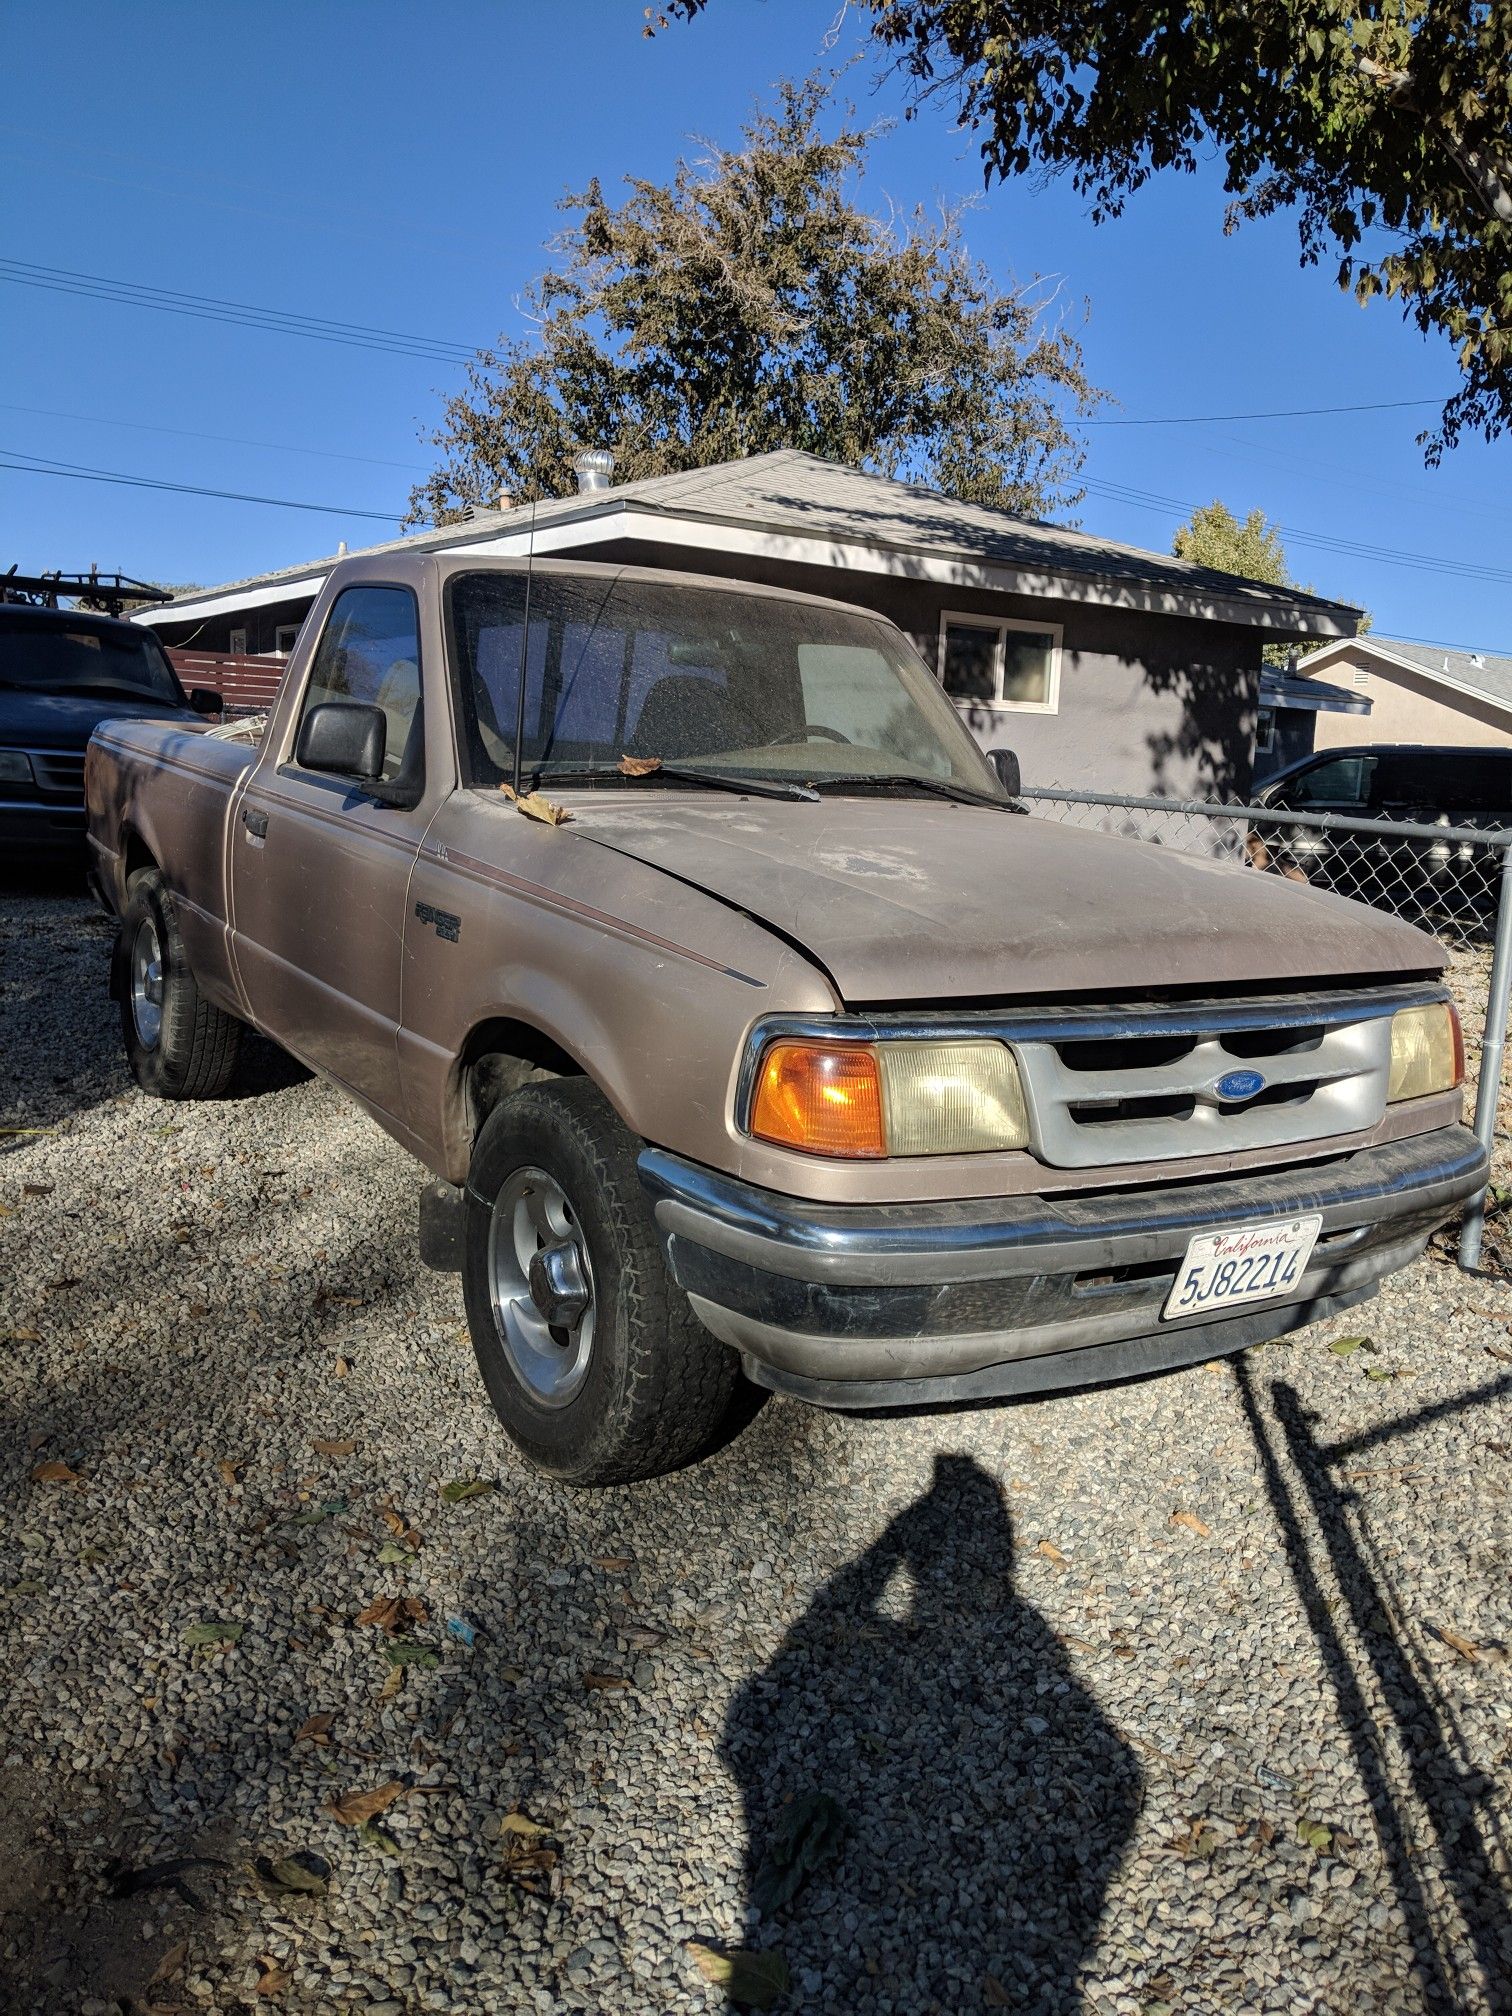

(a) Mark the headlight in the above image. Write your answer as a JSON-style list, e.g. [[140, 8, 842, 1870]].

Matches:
[[1387, 1002, 1463, 1102], [749, 1038, 1029, 1158], [0, 750, 34, 785]]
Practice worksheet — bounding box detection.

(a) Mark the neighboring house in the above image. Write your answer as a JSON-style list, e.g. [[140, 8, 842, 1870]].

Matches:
[[1255, 665, 1373, 782], [1287, 636, 1512, 761], [134, 450, 1360, 798]]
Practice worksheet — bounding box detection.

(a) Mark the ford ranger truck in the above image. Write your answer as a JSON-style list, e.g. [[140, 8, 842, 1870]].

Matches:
[[85, 556, 1486, 1484]]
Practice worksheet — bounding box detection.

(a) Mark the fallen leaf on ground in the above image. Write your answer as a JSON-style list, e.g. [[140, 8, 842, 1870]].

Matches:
[[1427, 1622, 1480, 1661], [333, 1355, 352, 1377], [1172, 1510, 1212, 1539], [1060, 1633, 1097, 1655], [295, 1713, 334, 1746], [286, 1498, 347, 1527], [357, 1819, 402, 1856], [1363, 1365, 1395, 1382], [6, 1328, 42, 1343], [751, 1791, 851, 1915], [1296, 1818, 1333, 1853], [983, 1974, 1012, 2007], [583, 1670, 631, 1691], [1256, 1818, 1276, 1846], [592, 1554, 633, 1571], [379, 1665, 404, 1701], [311, 1438, 357, 1457], [498, 782, 572, 825], [149, 1938, 189, 1985], [500, 1811, 550, 1837], [22, 1182, 54, 1198], [1484, 1344, 1512, 1364], [376, 1541, 412, 1565], [440, 1477, 495, 1502], [184, 1620, 243, 1647], [29, 1459, 80, 1484], [218, 1458, 242, 1489], [326, 1781, 406, 1827], [382, 1639, 439, 1669], [1329, 1334, 1374, 1357], [255, 1957, 291, 1998], [1036, 1539, 1068, 1565], [356, 1596, 402, 1634], [686, 1943, 790, 2009], [248, 1851, 329, 1898]]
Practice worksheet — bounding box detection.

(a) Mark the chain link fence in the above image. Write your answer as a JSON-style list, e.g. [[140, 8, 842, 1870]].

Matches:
[[1020, 785, 1512, 1276]]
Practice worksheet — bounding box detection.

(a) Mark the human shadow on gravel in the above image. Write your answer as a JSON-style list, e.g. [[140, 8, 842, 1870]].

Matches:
[[722, 1453, 1142, 2013], [1235, 1362, 1512, 2013]]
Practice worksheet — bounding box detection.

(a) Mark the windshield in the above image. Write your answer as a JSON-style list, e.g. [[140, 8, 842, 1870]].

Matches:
[[0, 610, 183, 703], [446, 571, 1003, 796]]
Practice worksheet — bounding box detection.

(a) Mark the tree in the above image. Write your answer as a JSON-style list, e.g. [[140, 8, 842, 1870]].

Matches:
[[1171, 498, 1368, 662], [662, 3, 1512, 461], [409, 74, 1104, 526]]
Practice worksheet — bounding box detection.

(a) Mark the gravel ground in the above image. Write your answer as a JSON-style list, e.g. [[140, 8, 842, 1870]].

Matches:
[[2, 881, 1510, 2016]]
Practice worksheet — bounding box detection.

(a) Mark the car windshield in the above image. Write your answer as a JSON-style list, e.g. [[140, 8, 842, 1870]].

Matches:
[[0, 609, 182, 703], [446, 570, 1004, 797]]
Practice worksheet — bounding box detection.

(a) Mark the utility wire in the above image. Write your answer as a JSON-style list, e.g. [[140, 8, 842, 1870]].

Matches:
[[1080, 396, 1446, 427], [0, 256, 477, 364], [0, 448, 403, 521], [0, 401, 429, 473]]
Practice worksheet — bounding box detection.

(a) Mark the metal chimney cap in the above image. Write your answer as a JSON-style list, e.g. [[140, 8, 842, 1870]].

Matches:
[[573, 447, 616, 494]]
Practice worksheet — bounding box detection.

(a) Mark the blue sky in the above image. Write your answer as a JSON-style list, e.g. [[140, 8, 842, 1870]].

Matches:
[[2, 0, 1507, 650]]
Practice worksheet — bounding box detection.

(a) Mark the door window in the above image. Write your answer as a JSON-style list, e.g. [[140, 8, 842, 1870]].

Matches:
[[1286, 754, 1375, 807], [298, 586, 422, 783]]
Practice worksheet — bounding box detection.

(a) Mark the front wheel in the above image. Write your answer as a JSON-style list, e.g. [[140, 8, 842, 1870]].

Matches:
[[461, 1079, 741, 1485], [116, 869, 242, 1098]]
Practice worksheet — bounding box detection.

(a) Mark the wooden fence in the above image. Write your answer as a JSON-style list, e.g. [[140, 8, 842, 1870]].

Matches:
[[168, 651, 287, 716]]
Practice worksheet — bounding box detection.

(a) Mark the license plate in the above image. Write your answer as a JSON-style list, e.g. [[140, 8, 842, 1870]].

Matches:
[[1162, 1213, 1323, 1321]]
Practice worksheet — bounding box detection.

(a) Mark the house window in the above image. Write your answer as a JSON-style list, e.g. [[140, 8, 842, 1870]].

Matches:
[[228, 627, 248, 656], [274, 623, 302, 656], [1256, 710, 1276, 754], [937, 614, 1061, 712]]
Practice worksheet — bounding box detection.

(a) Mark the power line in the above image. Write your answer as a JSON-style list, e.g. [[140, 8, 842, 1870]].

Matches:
[[1080, 396, 1446, 427], [0, 448, 403, 521], [0, 401, 428, 473], [0, 257, 478, 365]]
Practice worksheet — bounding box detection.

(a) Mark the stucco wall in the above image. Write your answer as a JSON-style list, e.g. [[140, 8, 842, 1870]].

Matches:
[[1302, 650, 1512, 753]]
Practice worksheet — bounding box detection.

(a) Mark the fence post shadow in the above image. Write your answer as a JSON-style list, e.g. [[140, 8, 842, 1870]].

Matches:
[[1231, 1357, 1512, 2010], [719, 1452, 1143, 2013]]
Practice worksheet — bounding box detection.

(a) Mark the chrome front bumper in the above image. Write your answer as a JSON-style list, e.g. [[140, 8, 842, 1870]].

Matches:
[[639, 1126, 1487, 1408]]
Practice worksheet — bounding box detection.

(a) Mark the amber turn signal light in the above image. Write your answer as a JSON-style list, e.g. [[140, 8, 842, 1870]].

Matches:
[[750, 1041, 886, 1158]]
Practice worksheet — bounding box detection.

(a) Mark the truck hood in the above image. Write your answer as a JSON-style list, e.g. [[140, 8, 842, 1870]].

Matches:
[[0, 687, 193, 751], [571, 796, 1442, 1005]]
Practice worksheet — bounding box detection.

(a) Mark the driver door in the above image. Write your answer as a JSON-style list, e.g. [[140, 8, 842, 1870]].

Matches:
[[230, 582, 432, 1119]]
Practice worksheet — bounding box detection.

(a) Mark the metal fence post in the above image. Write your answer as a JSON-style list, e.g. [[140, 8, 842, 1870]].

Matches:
[[1458, 841, 1512, 1272]]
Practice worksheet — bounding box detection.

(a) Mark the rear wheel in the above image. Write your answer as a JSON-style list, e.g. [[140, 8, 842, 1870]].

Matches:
[[461, 1078, 741, 1485], [117, 869, 242, 1098]]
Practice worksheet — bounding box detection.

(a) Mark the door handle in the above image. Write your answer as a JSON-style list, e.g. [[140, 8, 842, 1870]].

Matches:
[[242, 807, 268, 840]]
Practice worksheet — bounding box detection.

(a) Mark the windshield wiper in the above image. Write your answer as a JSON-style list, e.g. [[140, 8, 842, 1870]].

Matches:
[[808, 773, 1009, 810], [536, 764, 819, 803]]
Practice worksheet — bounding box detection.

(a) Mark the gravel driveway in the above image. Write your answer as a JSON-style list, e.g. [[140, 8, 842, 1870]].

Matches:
[[3, 883, 1510, 2016]]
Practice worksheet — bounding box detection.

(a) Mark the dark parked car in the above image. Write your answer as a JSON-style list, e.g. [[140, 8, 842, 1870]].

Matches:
[[0, 604, 216, 861], [1252, 744, 1512, 920]]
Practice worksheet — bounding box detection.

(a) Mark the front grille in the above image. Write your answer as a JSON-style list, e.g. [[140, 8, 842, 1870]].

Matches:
[[1016, 1008, 1394, 1168], [27, 749, 87, 800]]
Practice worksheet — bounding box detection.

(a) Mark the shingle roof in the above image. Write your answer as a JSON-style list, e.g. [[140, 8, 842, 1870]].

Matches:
[[1299, 634, 1512, 720], [141, 449, 1361, 634]]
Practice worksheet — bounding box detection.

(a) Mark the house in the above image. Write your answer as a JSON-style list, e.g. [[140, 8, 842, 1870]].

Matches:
[[1254, 664, 1374, 781], [134, 450, 1361, 798], [1286, 635, 1512, 762]]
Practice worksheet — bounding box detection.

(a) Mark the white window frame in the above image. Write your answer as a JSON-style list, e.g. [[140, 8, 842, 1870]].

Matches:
[[274, 623, 302, 656], [936, 612, 1062, 715]]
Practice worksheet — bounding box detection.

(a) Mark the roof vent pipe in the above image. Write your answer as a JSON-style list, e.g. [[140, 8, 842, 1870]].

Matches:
[[573, 447, 616, 494]]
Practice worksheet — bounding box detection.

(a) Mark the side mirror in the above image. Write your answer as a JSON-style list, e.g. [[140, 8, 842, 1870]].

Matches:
[[295, 701, 386, 781], [989, 747, 1021, 797], [188, 687, 222, 717]]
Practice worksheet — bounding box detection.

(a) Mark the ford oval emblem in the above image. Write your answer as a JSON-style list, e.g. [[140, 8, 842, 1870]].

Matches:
[[1215, 1068, 1266, 1102]]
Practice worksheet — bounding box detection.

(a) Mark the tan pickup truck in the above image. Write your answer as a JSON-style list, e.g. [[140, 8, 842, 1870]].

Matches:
[[85, 553, 1485, 1483]]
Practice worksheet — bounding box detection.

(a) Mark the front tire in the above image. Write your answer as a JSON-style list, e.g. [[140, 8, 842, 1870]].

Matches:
[[461, 1079, 740, 1485], [116, 869, 242, 1099]]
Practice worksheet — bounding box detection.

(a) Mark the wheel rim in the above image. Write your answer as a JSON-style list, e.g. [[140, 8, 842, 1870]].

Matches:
[[487, 1166, 596, 1408], [130, 917, 165, 1049]]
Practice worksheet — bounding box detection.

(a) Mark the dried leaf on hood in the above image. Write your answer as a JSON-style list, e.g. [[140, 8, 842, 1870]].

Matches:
[[326, 1780, 406, 1827], [499, 782, 572, 826], [687, 1942, 790, 2009], [1171, 1510, 1212, 1539], [617, 754, 662, 777]]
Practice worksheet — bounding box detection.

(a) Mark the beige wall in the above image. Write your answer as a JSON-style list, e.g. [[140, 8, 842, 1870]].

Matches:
[[1302, 647, 1512, 752]]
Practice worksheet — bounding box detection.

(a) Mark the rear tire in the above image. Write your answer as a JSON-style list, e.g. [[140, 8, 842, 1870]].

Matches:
[[461, 1078, 741, 1485], [117, 868, 242, 1099]]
